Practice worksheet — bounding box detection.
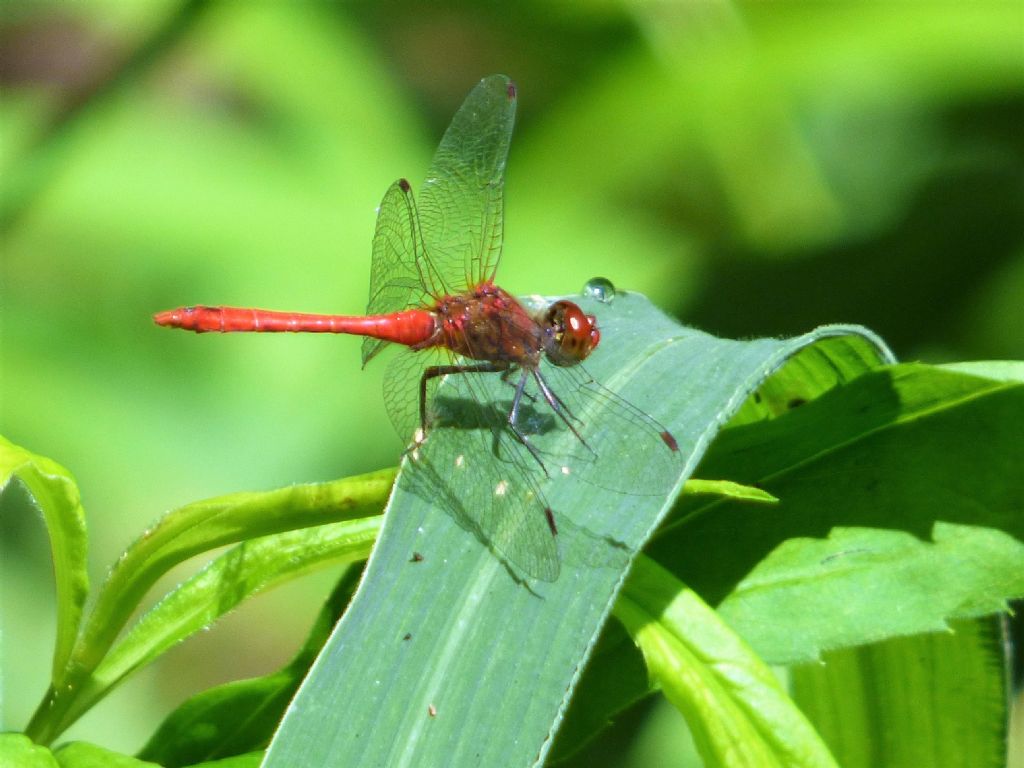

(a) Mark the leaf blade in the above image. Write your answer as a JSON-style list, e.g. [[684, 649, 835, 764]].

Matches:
[[616, 556, 838, 768], [791, 617, 1008, 768], [0, 436, 89, 679], [263, 291, 892, 768], [652, 363, 1024, 664]]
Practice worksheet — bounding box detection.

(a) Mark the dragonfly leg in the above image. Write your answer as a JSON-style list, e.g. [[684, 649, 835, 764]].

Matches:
[[531, 369, 594, 456], [500, 366, 535, 402], [420, 362, 510, 437], [419, 362, 551, 476], [505, 370, 549, 476]]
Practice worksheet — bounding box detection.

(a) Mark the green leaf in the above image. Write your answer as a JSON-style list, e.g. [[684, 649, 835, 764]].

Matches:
[[546, 620, 651, 763], [547, 477, 778, 761], [683, 479, 778, 505], [137, 567, 364, 767], [550, 335, 902, 758], [263, 290, 891, 768], [616, 556, 838, 768], [0, 733, 60, 768], [791, 617, 1008, 768], [53, 741, 161, 767], [0, 436, 89, 680], [27, 470, 393, 745], [940, 359, 1024, 383], [68, 515, 379, 734], [182, 753, 264, 768], [650, 363, 1024, 665], [77, 469, 393, 669]]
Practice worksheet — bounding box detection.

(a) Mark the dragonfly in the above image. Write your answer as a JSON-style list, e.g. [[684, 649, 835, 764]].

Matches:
[[155, 75, 679, 581]]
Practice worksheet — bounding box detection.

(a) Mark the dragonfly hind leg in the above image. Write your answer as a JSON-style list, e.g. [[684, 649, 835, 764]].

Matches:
[[419, 362, 551, 476], [420, 361, 510, 438]]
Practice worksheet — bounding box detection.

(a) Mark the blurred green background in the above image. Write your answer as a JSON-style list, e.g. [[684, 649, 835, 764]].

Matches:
[[2, 1, 1022, 763]]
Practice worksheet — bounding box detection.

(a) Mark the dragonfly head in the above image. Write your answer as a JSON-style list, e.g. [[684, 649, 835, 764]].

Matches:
[[542, 300, 600, 367]]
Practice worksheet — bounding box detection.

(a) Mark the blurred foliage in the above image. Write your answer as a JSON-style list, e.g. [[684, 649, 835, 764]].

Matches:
[[1, 0, 1021, 762]]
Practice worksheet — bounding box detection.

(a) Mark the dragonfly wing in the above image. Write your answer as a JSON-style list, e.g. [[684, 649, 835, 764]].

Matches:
[[533, 363, 682, 500], [417, 74, 516, 292], [402, 440, 560, 582], [388, 349, 560, 581], [419, 361, 560, 581], [363, 180, 430, 366], [380, 346, 444, 446]]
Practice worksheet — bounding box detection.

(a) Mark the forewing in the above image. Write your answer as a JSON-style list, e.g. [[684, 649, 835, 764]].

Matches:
[[417, 74, 516, 291], [362, 180, 429, 366]]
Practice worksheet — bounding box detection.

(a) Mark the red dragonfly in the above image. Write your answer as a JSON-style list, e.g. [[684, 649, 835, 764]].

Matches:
[[156, 75, 679, 581]]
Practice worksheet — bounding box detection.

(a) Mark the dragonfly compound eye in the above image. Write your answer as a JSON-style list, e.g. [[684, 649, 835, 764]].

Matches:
[[543, 300, 600, 366]]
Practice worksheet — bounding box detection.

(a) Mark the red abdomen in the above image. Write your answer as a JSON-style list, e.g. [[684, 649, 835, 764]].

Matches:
[[154, 306, 439, 347]]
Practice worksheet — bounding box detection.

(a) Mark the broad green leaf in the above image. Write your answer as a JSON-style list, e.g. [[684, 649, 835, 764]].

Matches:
[[136, 567, 363, 768], [0, 733, 59, 768], [53, 740, 160, 767], [263, 291, 892, 768], [616, 556, 837, 768], [650, 364, 1024, 664], [791, 617, 1008, 768], [0, 436, 88, 679], [727, 335, 895, 426], [550, 336, 899, 759], [26, 471, 392, 745]]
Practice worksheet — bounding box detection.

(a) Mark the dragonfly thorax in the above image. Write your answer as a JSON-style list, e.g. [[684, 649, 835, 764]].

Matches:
[[541, 300, 600, 367], [436, 284, 546, 365]]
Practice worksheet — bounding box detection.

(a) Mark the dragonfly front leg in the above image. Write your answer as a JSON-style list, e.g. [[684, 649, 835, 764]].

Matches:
[[531, 368, 594, 457]]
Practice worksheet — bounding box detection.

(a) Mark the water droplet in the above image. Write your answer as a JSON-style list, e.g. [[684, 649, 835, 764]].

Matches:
[[582, 277, 616, 303], [494, 479, 509, 497]]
